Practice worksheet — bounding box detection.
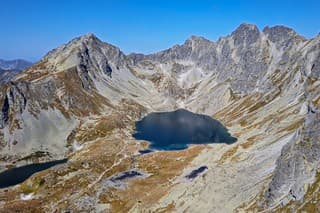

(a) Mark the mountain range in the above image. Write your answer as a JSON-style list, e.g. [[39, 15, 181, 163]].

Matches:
[[0, 59, 32, 71], [0, 59, 32, 84], [0, 23, 319, 212]]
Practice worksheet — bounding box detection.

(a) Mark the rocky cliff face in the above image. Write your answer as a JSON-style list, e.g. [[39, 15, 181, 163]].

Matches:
[[0, 24, 319, 212]]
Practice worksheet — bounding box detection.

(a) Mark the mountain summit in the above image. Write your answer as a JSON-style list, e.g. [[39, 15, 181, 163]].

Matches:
[[0, 24, 320, 212]]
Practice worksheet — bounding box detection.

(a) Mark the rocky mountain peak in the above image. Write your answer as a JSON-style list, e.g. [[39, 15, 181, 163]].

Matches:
[[231, 23, 260, 45], [263, 25, 297, 39], [68, 33, 104, 50], [183, 35, 214, 52], [80, 32, 98, 40], [43, 33, 101, 60], [262, 25, 306, 49], [185, 35, 211, 44], [234, 23, 259, 32], [37, 33, 125, 75]]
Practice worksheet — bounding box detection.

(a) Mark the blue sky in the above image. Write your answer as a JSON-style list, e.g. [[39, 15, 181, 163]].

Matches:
[[1, 0, 320, 61]]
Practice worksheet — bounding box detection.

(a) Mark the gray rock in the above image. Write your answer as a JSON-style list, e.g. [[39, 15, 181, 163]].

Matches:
[[231, 23, 260, 46], [264, 105, 320, 206], [263, 25, 306, 50]]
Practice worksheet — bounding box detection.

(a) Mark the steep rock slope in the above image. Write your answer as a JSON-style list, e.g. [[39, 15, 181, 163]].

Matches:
[[0, 24, 319, 212]]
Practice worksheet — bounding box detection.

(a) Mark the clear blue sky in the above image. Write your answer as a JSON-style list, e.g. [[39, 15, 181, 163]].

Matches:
[[1, 0, 320, 62]]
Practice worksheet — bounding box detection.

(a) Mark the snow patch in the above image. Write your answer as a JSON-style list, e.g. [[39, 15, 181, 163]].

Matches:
[[20, 193, 34, 200], [73, 140, 84, 151], [299, 102, 309, 115]]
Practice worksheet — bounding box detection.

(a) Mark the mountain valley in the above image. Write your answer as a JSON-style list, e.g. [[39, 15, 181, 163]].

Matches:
[[0, 23, 319, 212]]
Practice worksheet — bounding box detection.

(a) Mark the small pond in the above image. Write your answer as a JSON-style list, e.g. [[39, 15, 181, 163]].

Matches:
[[0, 159, 67, 188], [133, 109, 237, 151]]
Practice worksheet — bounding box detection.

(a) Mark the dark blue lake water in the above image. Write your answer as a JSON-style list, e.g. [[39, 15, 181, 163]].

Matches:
[[133, 109, 237, 151], [0, 159, 67, 188]]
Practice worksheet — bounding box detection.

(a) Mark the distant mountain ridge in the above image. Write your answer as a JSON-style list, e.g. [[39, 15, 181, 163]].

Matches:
[[0, 68, 21, 84], [0, 59, 33, 84], [0, 59, 32, 71]]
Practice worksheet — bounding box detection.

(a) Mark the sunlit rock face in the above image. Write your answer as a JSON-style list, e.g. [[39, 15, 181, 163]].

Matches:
[[0, 24, 319, 212], [133, 109, 236, 150]]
